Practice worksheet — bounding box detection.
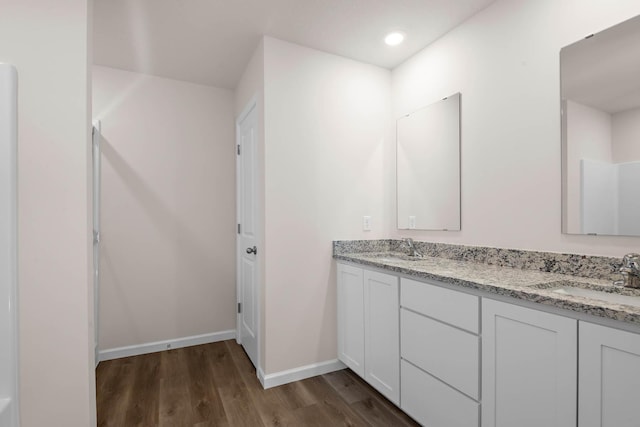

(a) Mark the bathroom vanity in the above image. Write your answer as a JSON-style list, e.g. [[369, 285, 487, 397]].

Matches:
[[335, 240, 640, 427]]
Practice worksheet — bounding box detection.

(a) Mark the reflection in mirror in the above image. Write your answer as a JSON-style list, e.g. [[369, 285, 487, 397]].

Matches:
[[562, 14, 640, 236], [397, 93, 460, 231]]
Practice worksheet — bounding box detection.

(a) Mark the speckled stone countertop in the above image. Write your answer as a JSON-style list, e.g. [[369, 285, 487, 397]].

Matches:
[[333, 241, 640, 326]]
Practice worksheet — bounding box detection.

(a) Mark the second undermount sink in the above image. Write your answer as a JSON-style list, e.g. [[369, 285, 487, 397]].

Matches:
[[535, 280, 640, 308]]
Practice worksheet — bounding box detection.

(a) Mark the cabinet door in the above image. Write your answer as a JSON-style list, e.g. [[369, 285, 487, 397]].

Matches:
[[482, 299, 577, 427], [364, 269, 400, 404], [337, 263, 364, 377], [579, 322, 640, 427]]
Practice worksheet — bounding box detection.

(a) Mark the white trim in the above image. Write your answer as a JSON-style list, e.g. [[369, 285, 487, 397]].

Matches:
[[92, 120, 101, 369], [98, 330, 236, 362], [260, 359, 347, 389], [235, 108, 244, 349], [0, 63, 19, 427]]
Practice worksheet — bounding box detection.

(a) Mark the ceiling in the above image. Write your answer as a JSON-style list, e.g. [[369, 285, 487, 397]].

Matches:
[[93, 0, 497, 89], [561, 13, 640, 114]]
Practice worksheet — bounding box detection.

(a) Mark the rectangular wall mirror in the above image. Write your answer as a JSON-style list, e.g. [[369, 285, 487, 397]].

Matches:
[[397, 93, 461, 231], [561, 14, 640, 237]]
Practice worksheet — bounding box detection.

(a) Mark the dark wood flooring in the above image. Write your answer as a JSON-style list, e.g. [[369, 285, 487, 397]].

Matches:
[[96, 340, 419, 427]]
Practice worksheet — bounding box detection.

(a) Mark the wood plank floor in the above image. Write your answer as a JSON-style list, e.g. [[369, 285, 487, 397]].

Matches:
[[96, 340, 419, 427]]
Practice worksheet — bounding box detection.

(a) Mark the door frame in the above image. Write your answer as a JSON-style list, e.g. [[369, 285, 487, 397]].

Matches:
[[92, 119, 101, 367], [235, 96, 262, 376]]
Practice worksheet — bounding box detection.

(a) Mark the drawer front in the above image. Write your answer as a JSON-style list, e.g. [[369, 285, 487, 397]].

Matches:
[[401, 278, 479, 333], [401, 360, 479, 427], [401, 308, 479, 399]]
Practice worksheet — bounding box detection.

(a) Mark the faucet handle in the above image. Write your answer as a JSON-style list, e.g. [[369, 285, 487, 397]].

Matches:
[[622, 253, 640, 270], [615, 253, 640, 288]]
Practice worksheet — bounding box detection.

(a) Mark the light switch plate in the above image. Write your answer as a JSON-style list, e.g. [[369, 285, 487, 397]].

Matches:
[[363, 216, 372, 231]]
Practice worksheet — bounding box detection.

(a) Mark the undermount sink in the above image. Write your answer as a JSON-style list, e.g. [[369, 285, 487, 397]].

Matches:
[[374, 254, 424, 263], [534, 280, 640, 308]]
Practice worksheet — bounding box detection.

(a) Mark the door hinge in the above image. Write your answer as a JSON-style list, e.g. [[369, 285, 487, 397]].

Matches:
[[237, 303, 242, 314], [237, 224, 241, 234], [237, 144, 240, 155]]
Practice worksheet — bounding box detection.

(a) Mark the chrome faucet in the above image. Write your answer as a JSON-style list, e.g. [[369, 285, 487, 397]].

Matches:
[[614, 253, 640, 288], [403, 238, 423, 258]]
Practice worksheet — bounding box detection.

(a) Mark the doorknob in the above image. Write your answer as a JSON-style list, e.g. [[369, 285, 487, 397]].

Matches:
[[246, 246, 257, 255]]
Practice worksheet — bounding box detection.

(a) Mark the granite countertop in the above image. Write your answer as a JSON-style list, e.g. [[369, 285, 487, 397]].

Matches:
[[334, 251, 640, 326]]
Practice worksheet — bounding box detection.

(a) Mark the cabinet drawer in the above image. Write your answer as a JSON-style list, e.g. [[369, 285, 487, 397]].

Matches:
[[401, 360, 479, 427], [401, 278, 479, 333], [401, 308, 479, 399]]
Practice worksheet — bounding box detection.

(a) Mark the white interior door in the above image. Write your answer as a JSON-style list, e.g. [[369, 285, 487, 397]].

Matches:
[[92, 120, 101, 366], [236, 102, 259, 368]]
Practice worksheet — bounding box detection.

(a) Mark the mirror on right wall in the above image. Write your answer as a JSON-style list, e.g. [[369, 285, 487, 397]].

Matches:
[[561, 14, 640, 237]]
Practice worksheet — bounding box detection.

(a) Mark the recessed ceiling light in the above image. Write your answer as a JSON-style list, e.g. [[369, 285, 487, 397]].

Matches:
[[385, 32, 405, 46]]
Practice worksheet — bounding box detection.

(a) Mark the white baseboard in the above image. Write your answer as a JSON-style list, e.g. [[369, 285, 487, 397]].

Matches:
[[98, 330, 236, 362], [260, 359, 347, 389]]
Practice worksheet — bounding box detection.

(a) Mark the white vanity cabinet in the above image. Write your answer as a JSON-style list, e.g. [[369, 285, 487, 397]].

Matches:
[[337, 258, 640, 427], [336, 263, 400, 404], [482, 299, 577, 427], [579, 322, 640, 427]]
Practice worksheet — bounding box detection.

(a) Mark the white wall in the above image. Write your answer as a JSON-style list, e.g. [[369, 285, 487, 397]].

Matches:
[[0, 1, 95, 426], [93, 66, 236, 351], [262, 37, 391, 374], [236, 40, 265, 118], [565, 100, 612, 233], [612, 106, 640, 162], [391, 0, 640, 256]]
